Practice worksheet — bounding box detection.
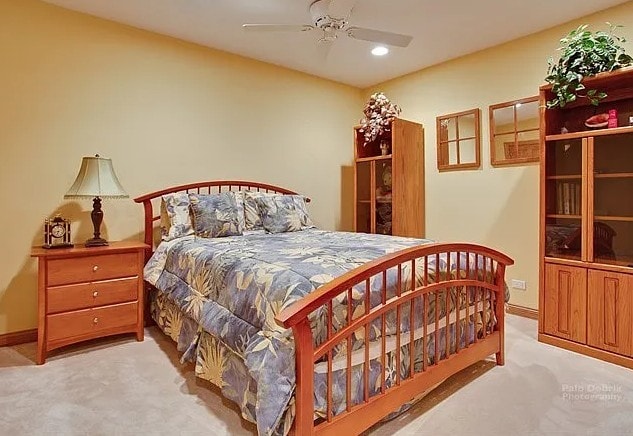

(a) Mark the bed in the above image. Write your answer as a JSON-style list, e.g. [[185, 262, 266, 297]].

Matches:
[[134, 180, 513, 436]]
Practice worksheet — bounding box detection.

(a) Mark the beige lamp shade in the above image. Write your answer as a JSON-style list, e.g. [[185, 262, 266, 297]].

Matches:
[[64, 155, 129, 199]]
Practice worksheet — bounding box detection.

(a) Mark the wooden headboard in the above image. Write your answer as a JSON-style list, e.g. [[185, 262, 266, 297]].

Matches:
[[133, 180, 309, 257]]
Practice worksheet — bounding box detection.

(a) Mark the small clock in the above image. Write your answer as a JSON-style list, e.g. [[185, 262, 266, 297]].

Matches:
[[43, 215, 73, 249]]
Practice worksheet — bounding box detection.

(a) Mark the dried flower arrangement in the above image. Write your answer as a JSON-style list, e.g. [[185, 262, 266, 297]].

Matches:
[[359, 92, 401, 146]]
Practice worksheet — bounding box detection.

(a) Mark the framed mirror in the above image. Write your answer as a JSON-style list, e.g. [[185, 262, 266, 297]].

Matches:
[[489, 96, 540, 166], [436, 108, 481, 171]]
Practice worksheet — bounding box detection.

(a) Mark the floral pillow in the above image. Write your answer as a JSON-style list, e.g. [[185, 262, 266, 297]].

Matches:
[[160, 192, 194, 241], [255, 195, 314, 234], [244, 192, 313, 232], [233, 191, 246, 231], [243, 191, 276, 231], [189, 192, 244, 238], [291, 195, 314, 228]]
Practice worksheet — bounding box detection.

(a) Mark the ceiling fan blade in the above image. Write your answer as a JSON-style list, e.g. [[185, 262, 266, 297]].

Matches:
[[327, 0, 359, 19], [242, 24, 314, 32], [347, 27, 413, 48]]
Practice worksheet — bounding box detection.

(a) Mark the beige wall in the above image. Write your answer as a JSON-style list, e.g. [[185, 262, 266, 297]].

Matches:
[[2, 0, 633, 336], [0, 0, 361, 335], [366, 2, 633, 309]]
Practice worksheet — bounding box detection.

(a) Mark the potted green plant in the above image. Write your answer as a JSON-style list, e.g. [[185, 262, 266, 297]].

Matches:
[[545, 23, 632, 109]]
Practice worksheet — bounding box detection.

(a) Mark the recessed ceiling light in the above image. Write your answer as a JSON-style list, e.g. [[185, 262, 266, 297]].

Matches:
[[371, 46, 389, 56]]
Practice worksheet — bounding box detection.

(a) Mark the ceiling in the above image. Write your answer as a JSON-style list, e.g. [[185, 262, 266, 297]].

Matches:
[[43, 0, 629, 88]]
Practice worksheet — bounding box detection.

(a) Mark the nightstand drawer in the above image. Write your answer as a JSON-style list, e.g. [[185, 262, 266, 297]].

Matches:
[[47, 252, 138, 286], [47, 277, 138, 314], [47, 302, 138, 343]]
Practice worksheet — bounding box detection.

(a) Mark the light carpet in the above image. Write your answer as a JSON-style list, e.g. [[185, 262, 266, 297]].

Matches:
[[0, 315, 632, 435]]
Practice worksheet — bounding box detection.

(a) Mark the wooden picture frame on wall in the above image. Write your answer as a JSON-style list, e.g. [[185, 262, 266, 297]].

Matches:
[[489, 96, 540, 167], [436, 108, 481, 171]]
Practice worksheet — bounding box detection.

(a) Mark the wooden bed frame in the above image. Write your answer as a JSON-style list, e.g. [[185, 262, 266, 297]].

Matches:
[[134, 180, 514, 436]]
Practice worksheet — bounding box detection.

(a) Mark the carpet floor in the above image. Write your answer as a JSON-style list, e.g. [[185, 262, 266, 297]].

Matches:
[[1, 315, 632, 435]]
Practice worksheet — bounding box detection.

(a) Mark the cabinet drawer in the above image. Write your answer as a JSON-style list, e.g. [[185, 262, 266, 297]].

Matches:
[[47, 252, 138, 286], [47, 277, 138, 314], [47, 302, 138, 343]]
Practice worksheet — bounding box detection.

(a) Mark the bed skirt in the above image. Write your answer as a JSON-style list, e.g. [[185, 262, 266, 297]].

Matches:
[[149, 290, 491, 435]]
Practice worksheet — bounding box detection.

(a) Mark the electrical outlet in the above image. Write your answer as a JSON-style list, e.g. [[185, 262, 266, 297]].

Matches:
[[511, 279, 527, 290]]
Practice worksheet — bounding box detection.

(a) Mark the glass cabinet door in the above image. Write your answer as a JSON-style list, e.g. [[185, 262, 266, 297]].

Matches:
[[592, 134, 633, 267], [544, 138, 584, 260], [356, 160, 372, 233], [375, 159, 393, 235]]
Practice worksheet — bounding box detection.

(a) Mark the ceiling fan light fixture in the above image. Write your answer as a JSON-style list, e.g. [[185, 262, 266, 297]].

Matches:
[[371, 46, 389, 56]]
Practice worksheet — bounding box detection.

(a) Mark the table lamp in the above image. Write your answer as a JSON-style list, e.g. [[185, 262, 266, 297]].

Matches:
[[64, 154, 129, 247]]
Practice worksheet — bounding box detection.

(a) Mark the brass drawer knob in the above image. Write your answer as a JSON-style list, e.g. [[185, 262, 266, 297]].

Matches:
[[93, 317, 99, 324], [92, 265, 99, 272], [93, 291, 99, 298]]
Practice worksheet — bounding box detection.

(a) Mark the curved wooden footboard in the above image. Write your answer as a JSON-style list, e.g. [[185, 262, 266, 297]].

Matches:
[[276, 243, 513, 436]]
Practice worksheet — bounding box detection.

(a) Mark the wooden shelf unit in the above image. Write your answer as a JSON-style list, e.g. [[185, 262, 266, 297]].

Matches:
[[546, 175, 582, 180], [355, 154, 392, 163], [546, 125, 633, 141], [595, 216, 633, 222], [354, 118, 425, 237], [594, 172, 633, 179], [546, 214, 581, 219], [539, 68, 633, 369]]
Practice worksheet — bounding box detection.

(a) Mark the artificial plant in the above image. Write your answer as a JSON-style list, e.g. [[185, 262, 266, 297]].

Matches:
[[545, 23, 632, 109]]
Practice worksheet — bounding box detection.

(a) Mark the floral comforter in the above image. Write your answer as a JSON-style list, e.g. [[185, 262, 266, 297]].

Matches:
[[144, 229, 496, 435]]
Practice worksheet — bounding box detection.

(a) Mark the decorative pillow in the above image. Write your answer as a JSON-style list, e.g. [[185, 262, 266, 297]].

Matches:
[[290, 195, 314, 228], [233, 191, 246, 232], [243, 191, 276, 231], [255, 195, 314, 234], [189, 192, 243, 238], [160, 192, 194, 241], [244, 192, 314, 232]]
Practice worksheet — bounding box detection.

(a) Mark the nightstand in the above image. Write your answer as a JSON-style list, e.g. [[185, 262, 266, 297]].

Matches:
[[31, 241, 148, 364]]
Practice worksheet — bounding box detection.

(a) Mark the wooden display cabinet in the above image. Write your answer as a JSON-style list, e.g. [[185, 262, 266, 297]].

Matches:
[[539, 67, 633, 369], [354, 118, 425, 238]]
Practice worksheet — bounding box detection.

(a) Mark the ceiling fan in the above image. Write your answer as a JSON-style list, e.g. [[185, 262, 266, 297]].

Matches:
[[242, 0, 413, 49]]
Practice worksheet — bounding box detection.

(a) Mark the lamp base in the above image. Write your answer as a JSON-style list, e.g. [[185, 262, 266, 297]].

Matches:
[[85, 237, 108, 247], [87, 197, 108, 248]]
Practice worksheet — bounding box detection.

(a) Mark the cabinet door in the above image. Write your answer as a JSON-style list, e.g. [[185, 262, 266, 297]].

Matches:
[[590, 134, 633, 267], [355, 160, 373, 233], [544, 138, 584, 261], [543, 264, 587, 343], [374, 159, 392, 235], [587, 270, 633, 357]]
